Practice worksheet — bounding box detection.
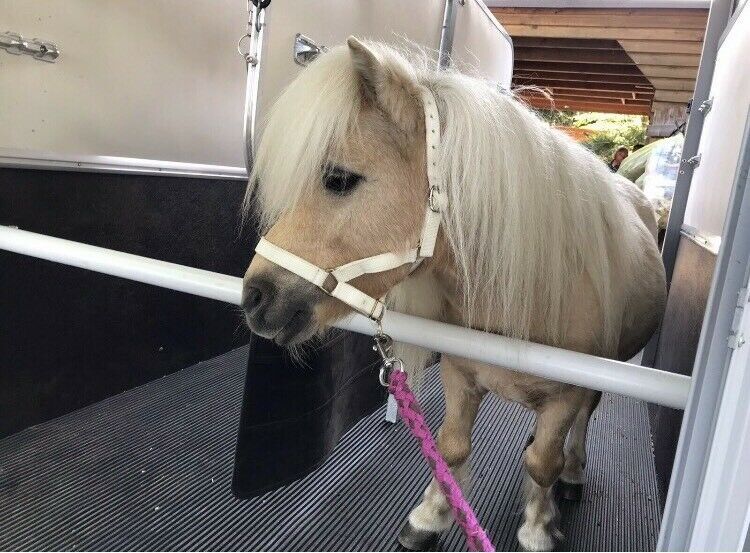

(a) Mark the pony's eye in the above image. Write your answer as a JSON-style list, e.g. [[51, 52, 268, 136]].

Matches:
[[323, 166, 363, 196]]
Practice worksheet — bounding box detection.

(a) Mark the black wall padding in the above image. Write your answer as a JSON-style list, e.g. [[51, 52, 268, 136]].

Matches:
[[649, 236, 715, 503], [0, 167, 254, 436], [1, 167, 388, 499]]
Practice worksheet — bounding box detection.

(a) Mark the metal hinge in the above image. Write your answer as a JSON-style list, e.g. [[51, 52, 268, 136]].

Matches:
[[698, 97, 714, 115], [0, 31, 59, 62], [294, 33, 327, 66], [685, 154, 702, 168], [728, 287, 748, 350]]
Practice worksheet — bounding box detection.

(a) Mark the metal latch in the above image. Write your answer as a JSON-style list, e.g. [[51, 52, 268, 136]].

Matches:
[[0, 31, 59, 62], [698, 97, 713, 115], [294, 33, 327, 66], [728, 333, 746, 350], [728, 287, 748, 350]]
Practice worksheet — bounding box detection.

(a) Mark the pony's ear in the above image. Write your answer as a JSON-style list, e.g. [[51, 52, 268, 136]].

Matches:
[[347, 36, 421, 134]]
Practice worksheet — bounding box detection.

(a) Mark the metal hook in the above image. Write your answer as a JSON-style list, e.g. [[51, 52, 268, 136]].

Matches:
[[372, 330, 404, 387], [373, 332, 394, 361]]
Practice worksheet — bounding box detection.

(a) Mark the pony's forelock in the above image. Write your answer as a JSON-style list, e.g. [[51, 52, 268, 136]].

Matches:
[[243, 46, 362, 231], [244, 40, 440, 231]]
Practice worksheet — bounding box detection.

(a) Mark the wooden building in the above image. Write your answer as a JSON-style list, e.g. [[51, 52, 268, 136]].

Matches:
[[488, 0, 709, 136]]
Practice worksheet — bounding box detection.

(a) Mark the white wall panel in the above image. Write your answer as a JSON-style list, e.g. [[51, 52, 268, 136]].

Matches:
[[683, 5, 750, 238], [1, 1, 513, 173], [451, 0, 513, 85], [0, 0, 247, 168]]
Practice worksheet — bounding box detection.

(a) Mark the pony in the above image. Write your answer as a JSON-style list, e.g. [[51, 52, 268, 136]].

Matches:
[[241, 38, 666, 551]]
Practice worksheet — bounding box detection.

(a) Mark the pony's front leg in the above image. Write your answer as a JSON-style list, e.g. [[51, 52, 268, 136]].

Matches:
[[398, 359, 485, 551], [558, 390, 601, 500], [519, 394, 582, 552]]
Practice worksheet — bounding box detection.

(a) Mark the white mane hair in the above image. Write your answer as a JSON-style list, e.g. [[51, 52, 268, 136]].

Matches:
[[246, 41, 645, 356], [244, 47, 363, 230]]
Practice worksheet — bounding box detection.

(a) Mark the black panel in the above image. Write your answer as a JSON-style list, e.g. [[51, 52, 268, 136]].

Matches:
[[1, 166, 387, 498], [649, 236, 715, 502], [232, 333, 384, 496], [0, 167, 254, 437]]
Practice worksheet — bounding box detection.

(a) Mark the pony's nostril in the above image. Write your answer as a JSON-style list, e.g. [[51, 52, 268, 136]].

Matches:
[[242, 286, 263, 312]]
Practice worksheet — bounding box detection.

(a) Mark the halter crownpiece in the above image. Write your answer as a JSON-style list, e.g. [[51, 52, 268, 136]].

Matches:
[[254, 86, 445, 321]]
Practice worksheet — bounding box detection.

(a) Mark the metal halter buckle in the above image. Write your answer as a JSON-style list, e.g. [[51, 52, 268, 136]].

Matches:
[[320, 271, 339, 294], [428, 186, 441, 213]]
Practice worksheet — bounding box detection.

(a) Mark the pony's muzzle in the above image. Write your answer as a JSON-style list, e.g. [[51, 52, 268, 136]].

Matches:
[[241, 269, 322, 346]]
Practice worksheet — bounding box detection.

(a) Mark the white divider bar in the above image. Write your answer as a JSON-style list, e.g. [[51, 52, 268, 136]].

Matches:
[[0, 226, 243, 304], [0, 226, 691, 409]]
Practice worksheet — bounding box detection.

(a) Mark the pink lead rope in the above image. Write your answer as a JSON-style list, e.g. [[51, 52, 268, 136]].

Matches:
[[387, 368, 495, 552]]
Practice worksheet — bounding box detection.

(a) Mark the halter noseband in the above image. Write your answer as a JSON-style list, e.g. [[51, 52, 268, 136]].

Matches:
[[254, 86, 445, 322]]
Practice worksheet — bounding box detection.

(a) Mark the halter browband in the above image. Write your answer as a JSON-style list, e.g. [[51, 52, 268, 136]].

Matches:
[[254, 86, 445, 321]]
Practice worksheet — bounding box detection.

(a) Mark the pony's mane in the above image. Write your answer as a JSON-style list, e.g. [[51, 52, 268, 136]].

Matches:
[[429, 68, 640, 352], [246, 42, 641, 354]]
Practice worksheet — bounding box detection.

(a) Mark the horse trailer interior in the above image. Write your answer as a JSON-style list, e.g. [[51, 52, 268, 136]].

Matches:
[[1, 0, 749, 551]]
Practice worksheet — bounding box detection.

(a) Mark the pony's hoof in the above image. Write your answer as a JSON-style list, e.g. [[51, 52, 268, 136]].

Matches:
[[517, 523, 561, 551], [398, 521, 440, 551], [556, 479, 583, 502]]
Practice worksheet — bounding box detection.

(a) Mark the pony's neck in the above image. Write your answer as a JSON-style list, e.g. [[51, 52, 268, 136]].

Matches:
[[404, 232, 474, 328]]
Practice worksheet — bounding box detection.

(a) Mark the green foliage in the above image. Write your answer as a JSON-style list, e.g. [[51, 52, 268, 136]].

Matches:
[[576, 112, 649, 162], [537, 109, 577, 127], [538, 109, 649, 162], [583, 133, 622, 159]]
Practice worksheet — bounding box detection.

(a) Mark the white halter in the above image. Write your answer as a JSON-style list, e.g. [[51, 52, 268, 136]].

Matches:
[[254, 86, 445, 321]]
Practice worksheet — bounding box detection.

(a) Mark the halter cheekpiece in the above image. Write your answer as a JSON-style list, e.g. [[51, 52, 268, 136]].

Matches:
[[254, 86, 445, 322]]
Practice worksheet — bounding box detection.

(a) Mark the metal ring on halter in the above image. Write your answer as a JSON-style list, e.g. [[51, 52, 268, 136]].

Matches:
[[428, 186, 441, 213]]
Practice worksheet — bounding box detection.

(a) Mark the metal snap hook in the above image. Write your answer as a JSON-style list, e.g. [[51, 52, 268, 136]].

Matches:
[[378, 357, 404, 387], [373, 331, 394, 361], [373, 330, 404, 386]]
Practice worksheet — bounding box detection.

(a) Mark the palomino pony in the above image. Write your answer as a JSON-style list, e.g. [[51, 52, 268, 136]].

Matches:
[[241, 38, 666, 551]]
